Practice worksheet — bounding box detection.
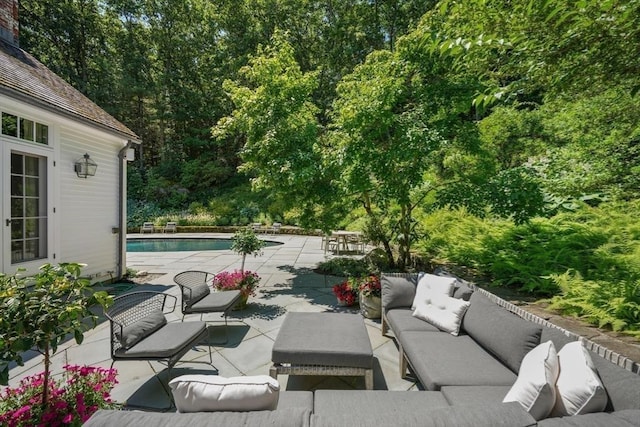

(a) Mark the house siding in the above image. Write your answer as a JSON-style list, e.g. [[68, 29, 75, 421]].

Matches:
[[58, 124, 124, 281], [0, 94, 129, 281]]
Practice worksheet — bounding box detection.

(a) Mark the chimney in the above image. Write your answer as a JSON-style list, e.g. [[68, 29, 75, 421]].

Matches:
[[0, 0, 18, 46]]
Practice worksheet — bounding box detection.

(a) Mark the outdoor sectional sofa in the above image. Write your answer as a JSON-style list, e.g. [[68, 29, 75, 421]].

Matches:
[[381, 272, 640, 426], [85, 272, 640, 427]]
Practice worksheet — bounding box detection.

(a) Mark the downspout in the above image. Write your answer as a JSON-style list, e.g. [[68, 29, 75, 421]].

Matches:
[[117, 140, 136, 280]]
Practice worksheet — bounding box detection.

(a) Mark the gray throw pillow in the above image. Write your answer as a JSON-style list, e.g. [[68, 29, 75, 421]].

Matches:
[[453, 282, 474, 301], [184, 282, 210, 305], [116, 309, 167, 349], [462, 292, 542, 373], [381, 274, 418, 310]]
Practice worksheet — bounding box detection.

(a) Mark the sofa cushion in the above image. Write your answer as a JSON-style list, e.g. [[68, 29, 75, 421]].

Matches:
[[84, 407, 312, 427], [115, 309, 167, 349], [503, 340, 559, 420], [386, 308, 442, 339], [277, 391, 314, 411], [552, 341, 607, 416], [311, 402, 536, 427], [453, 282, 474, 301], [313, 390, 448, 417], [401, 331, 517, 390], [538, 409, 640, 427], [441, 385, 513, 406], [540, 326, 576, 350], [434, 269, 475, 301], [411, 273, 456, 310], [589, 351, 640, 411], [169, 374, 280, 412], [412, 294, 470, 336], [381, 274, 417, 311], [462, 292, 542, 373]]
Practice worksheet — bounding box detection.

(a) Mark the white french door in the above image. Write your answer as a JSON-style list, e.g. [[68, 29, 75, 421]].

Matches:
[[2, 142, 52, 273]]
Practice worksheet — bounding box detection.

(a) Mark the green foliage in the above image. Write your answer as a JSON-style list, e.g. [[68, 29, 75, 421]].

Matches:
[[316, 257, 374, 278], [418, 202, 640, 333], [0, 263, 112, 386], [549, 271, 640, 333]]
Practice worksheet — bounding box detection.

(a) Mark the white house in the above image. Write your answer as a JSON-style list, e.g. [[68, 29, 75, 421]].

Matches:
[[0, 0, 140, 281]]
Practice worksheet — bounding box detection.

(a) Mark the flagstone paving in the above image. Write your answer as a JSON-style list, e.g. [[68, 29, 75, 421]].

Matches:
[[6, 233, 418, 410]]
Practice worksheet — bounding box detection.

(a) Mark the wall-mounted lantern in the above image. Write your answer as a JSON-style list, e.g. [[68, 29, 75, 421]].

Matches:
[[74, 153, 97, 178]]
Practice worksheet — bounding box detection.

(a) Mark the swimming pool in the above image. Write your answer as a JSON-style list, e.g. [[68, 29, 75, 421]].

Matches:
[[126, 238, 282, 252]]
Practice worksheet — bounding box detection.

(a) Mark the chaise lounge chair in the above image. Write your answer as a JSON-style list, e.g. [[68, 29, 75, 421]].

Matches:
[[140, 222, 155, 233], [104, 291, 215, 405], [173, 271, 243, 343]]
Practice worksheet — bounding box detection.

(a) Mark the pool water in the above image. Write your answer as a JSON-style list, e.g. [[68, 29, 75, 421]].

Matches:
[[127, 238, 281, 252]]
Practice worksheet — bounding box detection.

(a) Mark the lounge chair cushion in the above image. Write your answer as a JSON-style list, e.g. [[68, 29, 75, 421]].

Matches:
[[186, 289, 242, 313], [115, 309, 167, 349], [381, 274, 417, 311], [115, 321, 206, 358], [503, 340, 559, 420], [185, 282, 210, 306], [411, 273, 456, 310], [552, 341, 607, 416], [463, 292, 542, 373], [169, 375, 280, 412], [412, 294, 470, 336]]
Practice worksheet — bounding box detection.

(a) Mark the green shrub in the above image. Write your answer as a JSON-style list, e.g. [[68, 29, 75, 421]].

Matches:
[[417, 201, 640, 334], [316, 257, 375, 278]]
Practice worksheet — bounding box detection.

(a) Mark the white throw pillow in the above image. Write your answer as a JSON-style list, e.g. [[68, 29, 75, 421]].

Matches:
[[503, 340, 559, 420], [169, 375, 280, 412], [412, 294, 470, 336], [552, 341, 608, 416], [411, 273, 456, 310]]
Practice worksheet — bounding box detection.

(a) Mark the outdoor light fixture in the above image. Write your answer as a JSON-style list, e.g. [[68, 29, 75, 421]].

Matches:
[[74, 153, 97, 178]]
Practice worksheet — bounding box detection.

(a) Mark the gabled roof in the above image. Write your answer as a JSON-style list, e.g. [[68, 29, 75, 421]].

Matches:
[[0, 39, 139, 142]]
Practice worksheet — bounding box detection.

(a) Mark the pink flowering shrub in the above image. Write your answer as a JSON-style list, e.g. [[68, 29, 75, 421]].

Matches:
[[212, 270, 261, 298], [0, 365, 117, 426]]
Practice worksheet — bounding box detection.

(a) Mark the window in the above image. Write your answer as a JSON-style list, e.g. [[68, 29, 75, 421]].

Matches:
[[2, 112, 48, 145], [10, 152, 48, 264]]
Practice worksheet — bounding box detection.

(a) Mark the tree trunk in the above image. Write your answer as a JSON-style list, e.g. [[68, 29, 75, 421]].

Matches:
[[42, 340, 50, 411]]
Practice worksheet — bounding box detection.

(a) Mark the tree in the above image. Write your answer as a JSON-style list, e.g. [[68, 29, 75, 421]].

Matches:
[[328, 49, 446, 269], [212, 33, 338, 227], [231, 228, 266, 272], [0, 263, 111, 409]]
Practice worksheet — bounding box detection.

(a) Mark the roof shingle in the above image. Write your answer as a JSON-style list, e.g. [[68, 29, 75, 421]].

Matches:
[[0, 39, 139, 141]]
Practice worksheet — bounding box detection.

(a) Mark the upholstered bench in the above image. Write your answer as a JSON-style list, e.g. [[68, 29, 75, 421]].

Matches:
[[270, 312, 374, 389]]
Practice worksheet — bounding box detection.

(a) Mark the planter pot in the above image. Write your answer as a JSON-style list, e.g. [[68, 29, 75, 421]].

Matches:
[[359, 294, 382, 319], [233, 293, 249, 310], [336, 297, 357, 307]]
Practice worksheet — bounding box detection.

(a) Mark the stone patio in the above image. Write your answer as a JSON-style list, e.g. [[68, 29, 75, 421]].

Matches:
[[6, 233, 418, 410]]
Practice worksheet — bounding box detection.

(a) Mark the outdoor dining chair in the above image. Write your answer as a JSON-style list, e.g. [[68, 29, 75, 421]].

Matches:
[[173, 270, 242, 343]]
